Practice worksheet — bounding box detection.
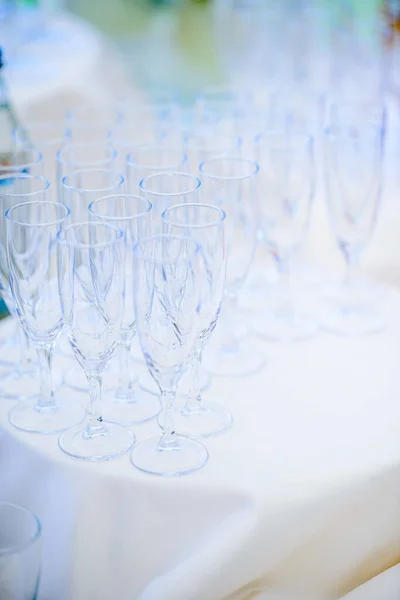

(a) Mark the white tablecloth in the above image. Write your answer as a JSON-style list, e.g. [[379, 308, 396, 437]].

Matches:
[[1, 11, 400, 600]]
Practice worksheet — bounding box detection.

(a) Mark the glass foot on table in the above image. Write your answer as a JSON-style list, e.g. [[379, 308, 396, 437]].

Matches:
[[8, 396, 85, 434], [101, 388, 161, 426], [131, 435, 208, 476], [59, 422, 135, 461], [174, 401, 232, 438], [320, 307, 386, 336]]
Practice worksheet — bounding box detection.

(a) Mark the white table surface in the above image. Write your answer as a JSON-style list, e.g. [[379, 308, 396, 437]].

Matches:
[[1, 12, 400, 600]]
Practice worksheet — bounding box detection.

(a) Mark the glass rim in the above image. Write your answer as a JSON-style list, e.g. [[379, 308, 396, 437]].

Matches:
[[126, 145, 187, 171], [0, 502, 41, 556], [139, 171, 201, 197], [61, 168, 124, 193], [199, 157, 259, 180], [133, 233, 199, 265], [57, 221, 124, 249], [5, 200, 71, 227], [0, 147, 43, 172], [56, 143, 118, 168], [162, 202, 226, 229], [12, 122, 69, 146], [0, 174, 51, 196], [88, 194, 152, 222]]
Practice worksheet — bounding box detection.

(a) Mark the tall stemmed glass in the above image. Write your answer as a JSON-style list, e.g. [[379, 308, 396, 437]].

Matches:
[[131, 234, 208, 476], [322, 109, 386, 335], [199, 157, 265, 377], [56, 143, 118, 202], [57, 222, 135, 460], [12, 122, 71, 184], [0, 175, 50, 400], [6, 201, 85, 433], [88, 194, 160, 425], [254, 132, 317, 341], [0, 149, 43, 364], [183, 132, 242, 172], [126, 145, 187, 194], [162, 204, 230, 438], [61, 168, 125, 224]]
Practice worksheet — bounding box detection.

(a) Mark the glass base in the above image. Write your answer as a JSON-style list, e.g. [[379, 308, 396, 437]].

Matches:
[[0, 365, 40, 401], [139, 368, 211, 397], [59, 421, 135, 461], [255, 313, 319, 342], [101, 388, 161, 426], [204, 339, 266, 378], [63, 364, 138, 394], [321, 306, 386, 336], [174, 401, 233, 438], [8, 396, 85, 434], [131, 435, 208, 476]]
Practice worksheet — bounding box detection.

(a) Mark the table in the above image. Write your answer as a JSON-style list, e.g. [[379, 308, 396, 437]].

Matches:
[[1, 12, 400, 600]]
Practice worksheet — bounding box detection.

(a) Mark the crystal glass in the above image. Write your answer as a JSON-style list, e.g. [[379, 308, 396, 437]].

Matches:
[[11, 122, 71, 185], [126, 145, 187, 194], [66, 105, 123, 143], [0, 175, 50, 401], [57, 221, 135, 460], [0, 149, 43, 365], [162, 203, 230, 438], [199, 157, 265, 377], [254, 132, 317, 341], [88, 194, 160, 425], [6, 200, 84, 433], [131, 234, 208, 476], [183, 132, 242, 172], [56, 143, 118, 202], [322, 107, 386, 335], [138, 172, 201, 234], [61, 168, 124, 224], [0, 502, 41, 600], [108, 120, 163, 176]]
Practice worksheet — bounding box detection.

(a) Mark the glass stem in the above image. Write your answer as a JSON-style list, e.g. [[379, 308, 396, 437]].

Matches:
[[184, 352, 203, 414], [84, 373, 107, 438], [117, 332, 135, 399], [158, 389, 178, 449], [344, 256, 362, 312], [35, 341, 56, 411], [18, 323, 33, 372]]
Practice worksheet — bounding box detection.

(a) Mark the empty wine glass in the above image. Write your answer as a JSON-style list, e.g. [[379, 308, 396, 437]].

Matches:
[[138, 172, 201, 234], [162, 203, 230, 438], [254, 132, 317, 341], [61, 168, 125, 224], [126, 145, 187, 194], [108, 120, 163, 175], [199, 157, 265, 377], [0, 502, 42, 600], [322, 105, 386, 335], [183, 131, 242, 172], [131, 234, 208, 476], [57, 221, 135, 460], [0, 175, 51, 401], [56, 143, 118, 202], [6, 200, 85, 433], [88, 194, 160, 425], [12, 121, 71, 185]]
